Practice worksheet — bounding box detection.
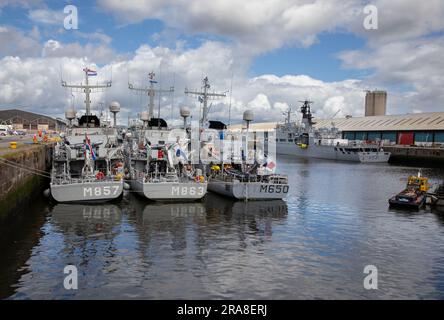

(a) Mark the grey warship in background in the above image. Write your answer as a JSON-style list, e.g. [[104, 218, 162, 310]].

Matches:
[[126, 72, 207, 201], [276, 100, 391, 163], [50, 68, 124, 202]]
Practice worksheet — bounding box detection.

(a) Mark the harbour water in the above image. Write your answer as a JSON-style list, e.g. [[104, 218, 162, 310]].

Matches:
[[1, 156, 444, 299]]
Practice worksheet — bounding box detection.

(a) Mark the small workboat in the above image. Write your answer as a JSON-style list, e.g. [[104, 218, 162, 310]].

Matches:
[[389, 171, 429, 209]]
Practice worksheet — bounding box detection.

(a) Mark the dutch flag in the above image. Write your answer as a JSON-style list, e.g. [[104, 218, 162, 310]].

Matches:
[[83, 68, 97, 76], [85, 134, 96, 160]]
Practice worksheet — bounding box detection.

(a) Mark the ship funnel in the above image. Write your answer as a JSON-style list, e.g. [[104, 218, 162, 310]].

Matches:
[[109, 101, 121, 127]]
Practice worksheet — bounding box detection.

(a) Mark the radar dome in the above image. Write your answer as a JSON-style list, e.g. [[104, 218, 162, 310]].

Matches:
[[180, 106, 191, 118], [109, 101, 121, 113], [140, 111, 150, 122], [65, 108, 76, 120], [243, 110, 254, 122]]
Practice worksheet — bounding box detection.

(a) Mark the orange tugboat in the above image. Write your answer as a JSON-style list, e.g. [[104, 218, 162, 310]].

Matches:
[[389, 171, 429, 209]]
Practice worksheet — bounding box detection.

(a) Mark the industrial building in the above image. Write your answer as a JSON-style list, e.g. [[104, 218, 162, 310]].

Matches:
[[315, 112, 444, 147], [0, 109, 66, 132], [365, 90, 387, 116]]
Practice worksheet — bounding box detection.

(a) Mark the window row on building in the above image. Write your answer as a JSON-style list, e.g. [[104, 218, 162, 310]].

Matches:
[[342, 131, 444, 145]]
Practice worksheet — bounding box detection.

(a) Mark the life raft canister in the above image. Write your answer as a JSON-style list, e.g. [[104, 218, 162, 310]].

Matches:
[[96, 171, 105, 180]]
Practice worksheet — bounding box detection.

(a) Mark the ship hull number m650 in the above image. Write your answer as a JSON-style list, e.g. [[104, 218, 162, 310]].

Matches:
[[260, 185, 289, 193]]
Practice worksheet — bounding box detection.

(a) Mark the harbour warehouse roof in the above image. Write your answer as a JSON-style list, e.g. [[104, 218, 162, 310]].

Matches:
[[0, 109, 66, 129], [229, 112, 444, 132]]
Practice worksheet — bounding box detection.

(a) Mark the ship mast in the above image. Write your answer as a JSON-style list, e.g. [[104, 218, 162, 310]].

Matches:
[[128, 71, 174, 120], [299, 100, 315, 130], [185, 77, 227, 126], [62, 68, 112, 116]]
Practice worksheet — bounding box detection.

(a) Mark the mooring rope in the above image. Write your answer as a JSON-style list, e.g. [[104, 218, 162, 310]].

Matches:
[[0, 157, 51, 175], [0, 158, 51, 178]]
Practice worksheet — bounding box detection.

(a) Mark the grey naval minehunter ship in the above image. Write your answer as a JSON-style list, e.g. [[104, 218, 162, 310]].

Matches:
[[50, 68, 124, 202], [186, 77, 289, 200], [125, 72, 207, 201]]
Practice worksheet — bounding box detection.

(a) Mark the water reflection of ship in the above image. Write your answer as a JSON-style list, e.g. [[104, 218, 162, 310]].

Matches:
[[204, 193, 288, 219], [50, 203, 122, 236], [142, 202, 206, 224]]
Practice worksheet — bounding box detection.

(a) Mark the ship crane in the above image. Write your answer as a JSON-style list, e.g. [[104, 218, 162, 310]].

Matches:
[[128, 71, 174, 120], [61, 67, 112, 117], [185, 77, 227, 126]]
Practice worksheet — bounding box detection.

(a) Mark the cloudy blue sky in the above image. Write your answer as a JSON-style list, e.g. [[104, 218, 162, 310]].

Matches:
[[0, 0, 443, 124]]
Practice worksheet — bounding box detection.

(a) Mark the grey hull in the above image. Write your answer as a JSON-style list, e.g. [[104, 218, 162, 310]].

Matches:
[[130, 179, 207, 201], [277, 142, 390, 163], [208, 180, 289, 200], [50, 181, 124, 203]]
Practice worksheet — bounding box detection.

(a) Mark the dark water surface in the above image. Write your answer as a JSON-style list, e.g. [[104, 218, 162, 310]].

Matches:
[[1, 156, 444, 299]]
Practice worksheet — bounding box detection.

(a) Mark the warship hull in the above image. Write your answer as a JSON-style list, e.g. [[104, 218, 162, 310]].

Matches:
[[208, 180, 289, 200], [277, 142, 390, 163], [130, 180, 207, 201], [50, 181, 124, 203]]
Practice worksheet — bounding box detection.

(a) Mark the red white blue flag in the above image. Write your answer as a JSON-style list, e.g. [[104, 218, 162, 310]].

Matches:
[[83, 68, 97, 76], [84, 134, 96, 160]]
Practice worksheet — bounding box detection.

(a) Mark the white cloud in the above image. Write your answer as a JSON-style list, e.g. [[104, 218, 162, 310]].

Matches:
[[339, 35, 444, 114], [0, 25, 41, 57], [28, 8, 64, 25], [97, 0, 360, 54], [0, 41, 372, 125], [2, 0, 444, 123], [41, 39, 118, 64]]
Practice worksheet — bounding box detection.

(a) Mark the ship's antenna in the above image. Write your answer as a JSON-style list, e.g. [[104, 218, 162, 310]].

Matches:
[[171, 72, 176, 122], [158, 63, 162, 119], [128, 70, 174, 122], [228, 70, 234, 126], [61, 67, 111, 119], [185, 76, 227, 127]]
